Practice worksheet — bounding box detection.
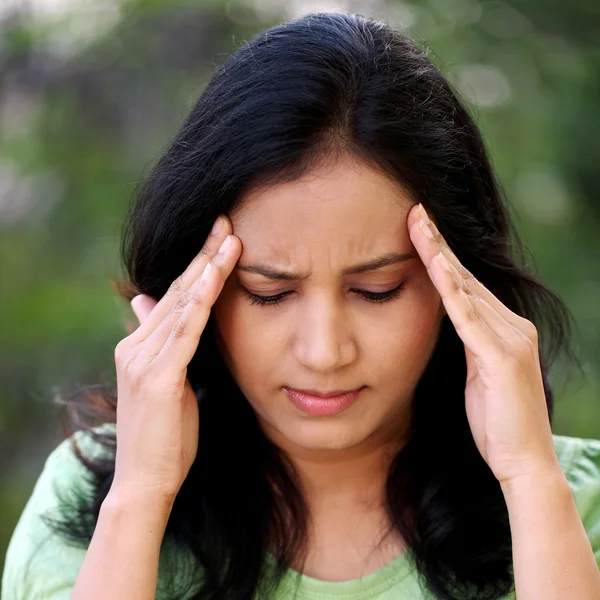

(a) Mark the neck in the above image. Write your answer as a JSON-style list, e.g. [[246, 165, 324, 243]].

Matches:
[[263, 417, 411, 577], [261, 406, 412, 529]]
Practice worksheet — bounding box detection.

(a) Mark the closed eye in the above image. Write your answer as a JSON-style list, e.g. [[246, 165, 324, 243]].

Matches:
[[241, 282, 406, 307]]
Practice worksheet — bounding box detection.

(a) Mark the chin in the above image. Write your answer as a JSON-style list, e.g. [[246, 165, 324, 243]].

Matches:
[[277, 419, 370, 452]]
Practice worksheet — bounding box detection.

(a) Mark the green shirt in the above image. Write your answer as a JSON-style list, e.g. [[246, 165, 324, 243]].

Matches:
[[3, 424, 600, 599]]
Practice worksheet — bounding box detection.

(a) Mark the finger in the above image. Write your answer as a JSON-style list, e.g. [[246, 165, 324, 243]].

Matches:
[[431, 251, 505, 361], [130, 295, 158, 325], [408, 203, 530, 333], [144, 234, 241, 366], [130, 215, 232, 342]]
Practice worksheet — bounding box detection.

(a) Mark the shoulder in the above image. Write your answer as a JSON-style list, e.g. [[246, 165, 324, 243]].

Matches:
[[552, 433, 600, 567], [553, 433, 600, 502], [2, 423, 199, 600], [1, 424, 115, 600]]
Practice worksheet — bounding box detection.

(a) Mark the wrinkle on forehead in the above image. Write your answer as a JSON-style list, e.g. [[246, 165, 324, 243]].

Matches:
[[229, 157, 416, 271]]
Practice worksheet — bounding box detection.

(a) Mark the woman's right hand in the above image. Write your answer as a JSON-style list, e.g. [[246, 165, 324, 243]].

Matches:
[[110, 215, 241, 501]]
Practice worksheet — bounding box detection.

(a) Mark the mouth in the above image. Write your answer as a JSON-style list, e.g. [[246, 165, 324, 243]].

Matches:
[[287, 387, 362, 398], [283, 386, 364, 416]]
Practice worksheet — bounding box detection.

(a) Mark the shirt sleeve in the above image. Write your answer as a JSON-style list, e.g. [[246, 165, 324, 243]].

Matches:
[[1, 426, 114, 600], [557, 435, 600, 570]]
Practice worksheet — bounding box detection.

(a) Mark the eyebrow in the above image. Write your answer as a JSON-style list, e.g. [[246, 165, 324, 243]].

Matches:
[[235, 251, 417, 281]]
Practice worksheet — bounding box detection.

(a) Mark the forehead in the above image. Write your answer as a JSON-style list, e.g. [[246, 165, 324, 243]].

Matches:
[[230, 158, 415, 255]]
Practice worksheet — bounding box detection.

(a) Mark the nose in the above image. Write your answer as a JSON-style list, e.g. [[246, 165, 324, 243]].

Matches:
[[293, 293, 357, 373]]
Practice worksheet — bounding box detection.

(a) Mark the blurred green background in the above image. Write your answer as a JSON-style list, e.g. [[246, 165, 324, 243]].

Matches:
[[1, 0, 599, 579]]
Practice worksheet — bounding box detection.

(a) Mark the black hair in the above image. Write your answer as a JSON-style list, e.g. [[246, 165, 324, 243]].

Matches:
[[41, 11, 580, 600]]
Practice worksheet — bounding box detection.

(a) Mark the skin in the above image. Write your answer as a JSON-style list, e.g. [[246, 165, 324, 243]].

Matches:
[[211, 154, 445, 579]]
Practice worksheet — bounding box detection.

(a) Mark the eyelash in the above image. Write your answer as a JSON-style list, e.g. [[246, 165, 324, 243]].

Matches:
[[241, 283, 406, 307]]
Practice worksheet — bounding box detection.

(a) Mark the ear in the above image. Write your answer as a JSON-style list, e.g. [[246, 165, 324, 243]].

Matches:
[[130, 294, 158, 325]]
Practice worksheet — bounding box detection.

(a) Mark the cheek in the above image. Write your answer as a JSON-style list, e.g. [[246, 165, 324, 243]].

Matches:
[[377, 277, 442, 365], [212, 286, 275, 376], [212, 290, 284, 418]]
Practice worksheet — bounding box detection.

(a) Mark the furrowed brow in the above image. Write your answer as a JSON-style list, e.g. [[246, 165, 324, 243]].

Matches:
[[235, 251, 417, 281]]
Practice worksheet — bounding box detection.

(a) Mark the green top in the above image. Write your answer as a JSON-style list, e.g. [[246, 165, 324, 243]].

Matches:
[[3, 424, 600, 599]]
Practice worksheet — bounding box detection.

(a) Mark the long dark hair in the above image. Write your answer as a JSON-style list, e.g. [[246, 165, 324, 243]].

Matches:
[[41, 11, 580, 600]]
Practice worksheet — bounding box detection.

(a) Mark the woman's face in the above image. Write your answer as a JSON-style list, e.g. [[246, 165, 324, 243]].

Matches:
[[212, 155, 445, 455]]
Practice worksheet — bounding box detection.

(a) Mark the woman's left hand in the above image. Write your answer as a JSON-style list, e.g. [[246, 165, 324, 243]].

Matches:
[[408, 203, 562, 489]]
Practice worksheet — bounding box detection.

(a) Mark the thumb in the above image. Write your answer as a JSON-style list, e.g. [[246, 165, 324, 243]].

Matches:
[[130, 294, 157, 325]]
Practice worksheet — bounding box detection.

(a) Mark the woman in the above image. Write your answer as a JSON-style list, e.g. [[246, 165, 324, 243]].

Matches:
[[3, 10, 600, 600]]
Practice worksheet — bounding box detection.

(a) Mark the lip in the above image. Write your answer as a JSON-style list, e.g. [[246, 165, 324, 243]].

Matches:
[[290, 387, 359, 398], [284, 386, 364, 416]]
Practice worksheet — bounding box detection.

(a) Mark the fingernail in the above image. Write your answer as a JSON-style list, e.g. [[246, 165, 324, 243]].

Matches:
[[218, 235, 232, 254], [418, 203, 430, 225], [211, 217, 224, 236], [437, 252, 451, 271], [419, 219, 435, 240], [201, 262, 212, 281]]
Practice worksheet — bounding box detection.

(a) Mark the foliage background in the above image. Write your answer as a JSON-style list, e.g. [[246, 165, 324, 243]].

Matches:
[[1, 0, 599, 579]]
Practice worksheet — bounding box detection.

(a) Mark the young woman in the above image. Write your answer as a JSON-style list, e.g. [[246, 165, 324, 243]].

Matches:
[[3, 10, 600, 600]]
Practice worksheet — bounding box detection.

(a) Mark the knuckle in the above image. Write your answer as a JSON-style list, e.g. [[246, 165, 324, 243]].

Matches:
[[200, 244, 213, 259], [448, 274, 461, 294], [464, 269, 477, 284], [115, 341, 152, 378], [121, 353, 145, 380], [173, 291, 191, 312], [190, 286, 206, 305], [506, 344, 525, 373], [114, 339, 132, 363], [508, 337, 534, 362], [523, 320, 538, 341], [521, 335, 537, 356], [171, 316, 189, 339], [461, 281, 476, 298], [167, 276, 186, 298], [465, 302, 479, 323]]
